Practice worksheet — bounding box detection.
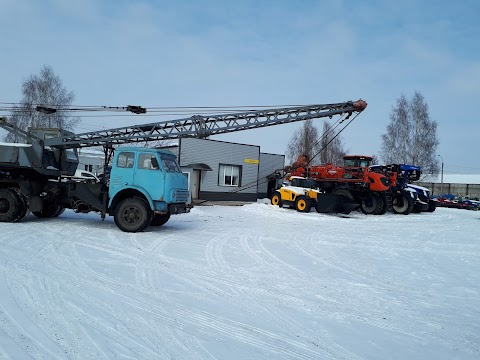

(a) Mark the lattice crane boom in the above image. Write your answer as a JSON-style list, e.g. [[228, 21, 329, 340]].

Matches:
[[43, 100, 366, 148]]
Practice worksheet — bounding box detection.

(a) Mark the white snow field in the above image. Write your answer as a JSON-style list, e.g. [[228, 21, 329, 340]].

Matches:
[[0, 202, 479, 360]]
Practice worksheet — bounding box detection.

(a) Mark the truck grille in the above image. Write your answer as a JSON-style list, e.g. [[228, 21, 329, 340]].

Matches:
[[172, 189, 189, 203]]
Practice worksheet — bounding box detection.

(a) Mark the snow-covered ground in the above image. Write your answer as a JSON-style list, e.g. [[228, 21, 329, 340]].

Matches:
[[0, 202, 479, 360]]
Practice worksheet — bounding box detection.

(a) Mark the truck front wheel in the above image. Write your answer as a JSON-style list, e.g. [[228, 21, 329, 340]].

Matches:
[[114, 197, 152, 232]]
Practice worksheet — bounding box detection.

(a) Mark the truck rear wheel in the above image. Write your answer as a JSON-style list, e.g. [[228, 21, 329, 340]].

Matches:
[[392, 194, 414, 215], [0, 188, 22, 222], [427, 200, 436, 212], [271, 192, 283, 208], [114, 197, 152, 232], [295, 195, 311, 212], [32, 204, 64, 218], [150, 212, 171, 226], [9, 188, 29, 221]]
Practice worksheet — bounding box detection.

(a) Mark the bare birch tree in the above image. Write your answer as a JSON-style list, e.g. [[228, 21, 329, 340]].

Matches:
[[380, 91, 439, 176], [5, 65, 80, 142], [319, 121, 346, 165], [286, 119, 320, 165], [286, 119, 346, 166]]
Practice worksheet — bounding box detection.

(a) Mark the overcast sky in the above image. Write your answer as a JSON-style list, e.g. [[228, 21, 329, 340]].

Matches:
[[1, 0, 479, 173]]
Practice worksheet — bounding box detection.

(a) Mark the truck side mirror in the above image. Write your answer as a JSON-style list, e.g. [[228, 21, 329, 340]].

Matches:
[[151, 157, 159, 169]]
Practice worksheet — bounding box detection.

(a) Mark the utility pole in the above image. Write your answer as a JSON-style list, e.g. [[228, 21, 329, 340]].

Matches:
[[437, 154, 444, 197]]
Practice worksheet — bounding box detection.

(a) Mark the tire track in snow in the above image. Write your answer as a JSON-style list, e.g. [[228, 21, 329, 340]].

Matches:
[[2, 210, 479, 358], [47, 247, 330, 359], [70, 235, 460, 347], [205, 236, 229, 270], [50, 233, 320, 358], [0, 238, 338, 359]]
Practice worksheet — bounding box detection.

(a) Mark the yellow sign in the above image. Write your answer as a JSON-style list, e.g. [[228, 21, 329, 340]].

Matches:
[[244, 158, 259, 164]]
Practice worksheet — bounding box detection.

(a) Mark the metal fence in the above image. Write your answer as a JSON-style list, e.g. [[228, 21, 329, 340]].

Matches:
[[418, 182, 480, 198]]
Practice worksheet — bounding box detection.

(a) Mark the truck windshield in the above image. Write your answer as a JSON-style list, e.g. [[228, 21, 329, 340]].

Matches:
[[160, 154, 180, 173]]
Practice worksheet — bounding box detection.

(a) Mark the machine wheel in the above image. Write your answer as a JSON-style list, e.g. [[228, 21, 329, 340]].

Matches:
[[413, 202, 423, 213], [9, 188, 29, 221], [374, 193, 387, 215], [427, 200, 436, 213], [392, 194, 414, 215], [360, 194, 379, 215], [150, 212, 171, 226], [332, 188, 354, 200], [271, 192, 283, 208], [32, 203, 64, 218], [295, 195, 311, 213], [52, 206, 65, 217], [0, 188, 22, 222], [114, 197, 152, 232]]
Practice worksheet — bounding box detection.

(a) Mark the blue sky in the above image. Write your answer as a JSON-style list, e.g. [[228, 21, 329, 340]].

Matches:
[[1, 0, 479, 173]]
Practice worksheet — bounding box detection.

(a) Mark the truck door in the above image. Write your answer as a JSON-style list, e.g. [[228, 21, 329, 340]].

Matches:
[[133, 152, 165, 201], [109, 151, 136, 193]]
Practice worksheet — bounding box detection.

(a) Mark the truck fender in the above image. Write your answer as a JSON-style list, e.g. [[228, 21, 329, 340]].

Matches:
[[108, 186, 155, 212]]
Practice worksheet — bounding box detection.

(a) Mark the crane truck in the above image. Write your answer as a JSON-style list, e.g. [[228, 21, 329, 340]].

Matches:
[[0, 99, 367, 232]]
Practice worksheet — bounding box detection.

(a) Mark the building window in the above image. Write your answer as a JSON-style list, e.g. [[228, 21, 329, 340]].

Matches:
[[117, 152, 135, 168], [219, 164, 241, 186]]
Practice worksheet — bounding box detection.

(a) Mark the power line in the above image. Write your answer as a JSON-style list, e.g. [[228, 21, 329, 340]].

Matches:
[[0, 101, 306, 111]]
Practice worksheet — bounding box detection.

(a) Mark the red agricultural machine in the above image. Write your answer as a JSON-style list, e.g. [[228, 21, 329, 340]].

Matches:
[[287, 155, 391, 214]]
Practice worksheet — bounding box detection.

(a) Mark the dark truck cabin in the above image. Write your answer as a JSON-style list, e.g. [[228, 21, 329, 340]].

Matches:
[[28, 128, 79, 176]]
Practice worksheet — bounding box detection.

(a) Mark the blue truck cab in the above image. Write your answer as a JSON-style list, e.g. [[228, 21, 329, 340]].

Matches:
[[108, 147, 189, 232]]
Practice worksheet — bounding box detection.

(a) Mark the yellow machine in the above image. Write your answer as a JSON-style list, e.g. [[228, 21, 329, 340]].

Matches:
[[270, 176, 321, 212], [271, 176, 360, 214]]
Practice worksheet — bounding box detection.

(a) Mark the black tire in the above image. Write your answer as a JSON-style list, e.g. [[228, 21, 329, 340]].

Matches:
[[392, 194, 414, 215], [332, 188, 354, 201], [271, 192, 283, 208], [375, 193, 388, 215], [0, 188, 22, 222], [9, 188, 29, 221], [114, 197, 152, 232], [360, 194, 379, 215], [52, 206, 65, 217], [427, 200, 436, 213], [413, 203, 423, 213], [150, 212, 171, 226], [32, 203, 64, 218], [295, 195, 311, 213]]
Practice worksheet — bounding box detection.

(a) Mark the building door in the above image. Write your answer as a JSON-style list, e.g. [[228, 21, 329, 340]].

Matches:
[[191, 170, 200, 199]]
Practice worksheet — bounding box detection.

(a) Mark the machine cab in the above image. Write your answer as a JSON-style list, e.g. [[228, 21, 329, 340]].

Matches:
[[343, 155, 372, 168]]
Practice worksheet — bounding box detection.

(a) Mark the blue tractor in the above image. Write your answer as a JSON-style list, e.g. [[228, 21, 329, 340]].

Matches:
[[370, 164, 436, 214]]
